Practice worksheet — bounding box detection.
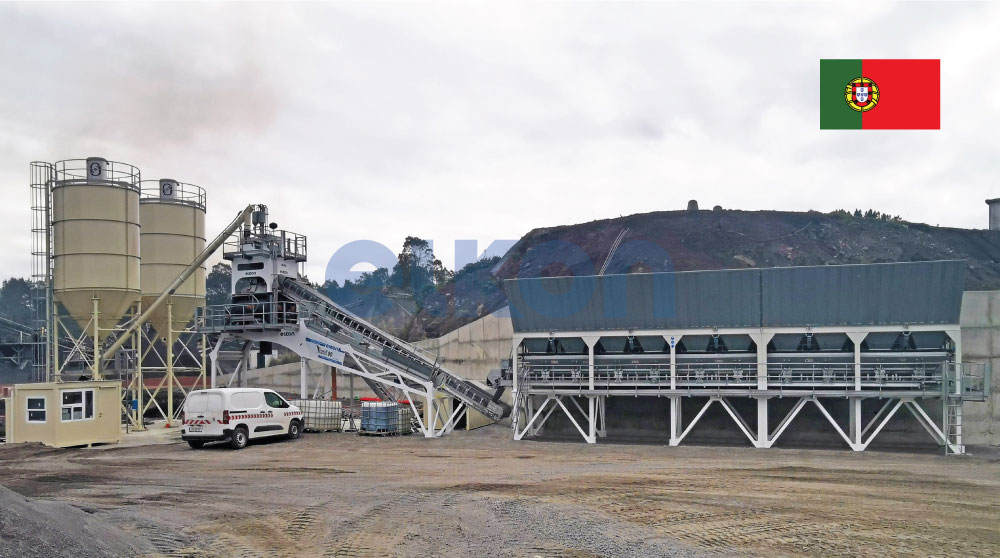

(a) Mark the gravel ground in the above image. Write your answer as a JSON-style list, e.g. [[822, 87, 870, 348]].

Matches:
[[0, 484, 153, 558], [1, 426, 999, 557]]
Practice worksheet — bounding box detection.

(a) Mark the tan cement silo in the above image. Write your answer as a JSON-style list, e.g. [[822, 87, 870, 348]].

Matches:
[[139, 179, 206, 339], [52, 157, 141, 342]]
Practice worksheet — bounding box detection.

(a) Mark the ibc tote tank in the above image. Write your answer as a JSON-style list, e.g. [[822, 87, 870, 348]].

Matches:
[[139, 179, 206, 338], [51, 157, 141, 340]]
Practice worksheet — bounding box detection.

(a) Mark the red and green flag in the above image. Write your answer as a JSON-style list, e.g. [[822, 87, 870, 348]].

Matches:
[[820, 59, 940, 129]]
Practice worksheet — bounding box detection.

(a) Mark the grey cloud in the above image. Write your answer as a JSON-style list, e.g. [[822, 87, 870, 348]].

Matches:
[[0, 2, 997, 283]]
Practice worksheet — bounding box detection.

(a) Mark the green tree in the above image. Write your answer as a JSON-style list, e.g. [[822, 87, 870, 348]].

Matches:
[[205, 263, 232, 306], [0, 278, 34, 325]]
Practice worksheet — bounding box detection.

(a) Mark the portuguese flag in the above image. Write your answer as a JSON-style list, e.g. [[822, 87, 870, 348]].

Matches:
[[820, 59, 940, 129]]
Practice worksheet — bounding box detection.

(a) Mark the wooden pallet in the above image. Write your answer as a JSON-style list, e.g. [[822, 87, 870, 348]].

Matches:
[[358, 429, 399, 437]]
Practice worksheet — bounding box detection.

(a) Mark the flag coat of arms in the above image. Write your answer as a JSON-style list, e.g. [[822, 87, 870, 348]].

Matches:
[[820, 59, 940, 129]]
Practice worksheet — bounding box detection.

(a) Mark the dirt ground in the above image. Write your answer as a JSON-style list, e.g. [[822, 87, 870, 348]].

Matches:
[[1, 425, 999, 558]]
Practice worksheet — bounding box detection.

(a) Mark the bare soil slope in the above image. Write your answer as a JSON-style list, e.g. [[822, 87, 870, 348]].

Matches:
[[413, 209, 1000, 339]]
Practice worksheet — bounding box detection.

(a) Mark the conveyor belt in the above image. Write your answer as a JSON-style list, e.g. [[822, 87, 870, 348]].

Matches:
[[276, 276, 511, 420]]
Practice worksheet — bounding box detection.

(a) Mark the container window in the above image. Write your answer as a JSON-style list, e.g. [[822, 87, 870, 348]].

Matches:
[[60, 389, 94, 422], [27, 397, 46, 422], [237, 262, 265, 271]]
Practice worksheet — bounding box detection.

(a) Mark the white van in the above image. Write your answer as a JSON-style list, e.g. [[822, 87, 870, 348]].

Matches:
[[181, 388, 303, 449]]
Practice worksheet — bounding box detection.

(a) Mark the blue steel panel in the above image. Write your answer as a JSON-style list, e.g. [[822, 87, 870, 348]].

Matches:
[[506, 261, 966, 333], [761, 260, 965, 327], [505, 268, 760, 332]]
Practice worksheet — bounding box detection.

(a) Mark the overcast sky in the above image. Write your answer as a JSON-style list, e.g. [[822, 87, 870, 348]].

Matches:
[[1, 2, 998, 283]]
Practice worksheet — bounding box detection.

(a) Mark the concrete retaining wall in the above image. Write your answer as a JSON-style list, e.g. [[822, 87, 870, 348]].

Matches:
[[416, 307, 513, 430], [960, 291, 1000, 446], [219, 361, 378, 401]]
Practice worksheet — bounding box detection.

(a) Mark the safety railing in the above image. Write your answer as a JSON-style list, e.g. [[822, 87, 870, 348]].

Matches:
[[197, 300, 300, 333], [518, 362, 760, 387], [676, 363, 758, 386], [140, 181, 206, 210], [223, 230, 307, 262], [517, 359, 955, 392], [52, 158, 140, 190], [946, 361, 989, 401]]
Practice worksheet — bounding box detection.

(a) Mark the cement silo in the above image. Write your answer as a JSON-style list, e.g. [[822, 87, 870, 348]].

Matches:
[[138, 179, 206, 427], [139, 179, 207, 339], [51, 157, 141, 377]]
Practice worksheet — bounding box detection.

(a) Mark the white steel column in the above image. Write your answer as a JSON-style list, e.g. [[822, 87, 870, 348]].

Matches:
[[669, 396, 682, 446], [597, 396, 606, 437], [849, 397, 862, 447], [588, 396, 597, 441], [583, 336, 598, 391], [753, 332, 773, 390], [511, 336, 523, 435], [666, 334, 678, 390], [209, 333, 228, 389], [300, 358, 308, 399], [847, 332, 866, 391], [755, 396, 769, 448], [581, 337, 598, 444]]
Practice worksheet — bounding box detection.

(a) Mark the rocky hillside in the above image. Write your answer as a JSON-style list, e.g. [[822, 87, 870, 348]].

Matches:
[[410, 209, 1000, 340]]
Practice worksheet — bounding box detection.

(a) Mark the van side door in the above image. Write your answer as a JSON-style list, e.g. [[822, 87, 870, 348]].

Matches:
[[230, 391, 268, 439], [263, 391, 292, 435]]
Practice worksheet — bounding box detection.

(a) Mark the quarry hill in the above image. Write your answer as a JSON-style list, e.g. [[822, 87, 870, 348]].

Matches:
[[411, 208, 1000, 340]]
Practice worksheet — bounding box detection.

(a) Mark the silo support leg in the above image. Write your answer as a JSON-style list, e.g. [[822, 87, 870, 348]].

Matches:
[[92, 296, 100, 379]]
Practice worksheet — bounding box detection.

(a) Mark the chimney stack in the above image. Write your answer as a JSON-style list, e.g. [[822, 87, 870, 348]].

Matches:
[[987, 198, 1000, 230]]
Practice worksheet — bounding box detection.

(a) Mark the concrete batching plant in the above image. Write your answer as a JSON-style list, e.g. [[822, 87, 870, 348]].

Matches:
[[29, 158, 214, 429]]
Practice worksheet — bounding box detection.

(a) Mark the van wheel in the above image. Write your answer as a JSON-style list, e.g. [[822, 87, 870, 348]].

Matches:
[[187, 441, 205, 449], [230, 426, 249, 449], [287, 420, 302, 440]]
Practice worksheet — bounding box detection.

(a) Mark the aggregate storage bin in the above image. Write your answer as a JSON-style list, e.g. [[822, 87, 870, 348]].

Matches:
[[291, 399, 342, 432]]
